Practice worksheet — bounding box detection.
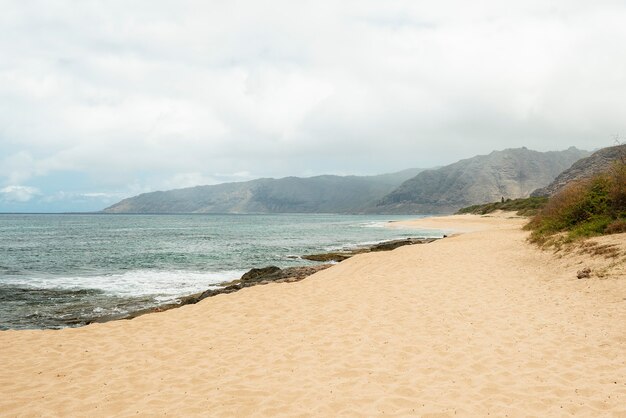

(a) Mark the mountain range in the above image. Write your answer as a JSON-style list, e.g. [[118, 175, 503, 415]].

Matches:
[[531, 144, 626, 197], [374, 147, 589, 213], [103, 147, 590, 214], [103, 168, 425, 214]]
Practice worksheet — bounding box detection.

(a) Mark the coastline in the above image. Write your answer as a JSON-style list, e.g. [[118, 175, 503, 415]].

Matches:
[[0, 213, 434, 330], [69, 237, 442, 327], [1, 213, 625, 416]]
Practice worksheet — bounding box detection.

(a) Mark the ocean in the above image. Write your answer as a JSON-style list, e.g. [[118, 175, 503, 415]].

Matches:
[[0, 213, 442, 330]]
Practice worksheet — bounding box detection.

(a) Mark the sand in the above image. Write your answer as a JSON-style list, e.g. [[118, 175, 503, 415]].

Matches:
[[1, 213, 625, 417]]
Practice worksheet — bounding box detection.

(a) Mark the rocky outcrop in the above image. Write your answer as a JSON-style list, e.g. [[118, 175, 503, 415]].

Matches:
[[153, 265, 333, 304], [302, 252, 356, 262], [302, 237, 440, 262], [236, 265, 332, 287], [531, 144, 626, 197], [369, 237, 439, 251], [240, 266, 282, 281]]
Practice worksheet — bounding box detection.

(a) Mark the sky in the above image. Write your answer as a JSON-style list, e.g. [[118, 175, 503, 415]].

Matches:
[[1, 1, 626, 212]]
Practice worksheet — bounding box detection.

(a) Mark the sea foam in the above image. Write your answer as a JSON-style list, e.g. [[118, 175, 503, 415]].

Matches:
[[2, 269, 246, 299]]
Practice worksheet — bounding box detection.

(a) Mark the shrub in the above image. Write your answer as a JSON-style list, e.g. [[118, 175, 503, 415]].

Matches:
[[526, 158, 626, 243], [605, 219, 626, 234], [456, 196, 548, 216], [608, 159, 626, 218]]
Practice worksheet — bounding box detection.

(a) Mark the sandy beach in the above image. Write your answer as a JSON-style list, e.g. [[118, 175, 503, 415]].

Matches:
[[1, 213, 625, 417]]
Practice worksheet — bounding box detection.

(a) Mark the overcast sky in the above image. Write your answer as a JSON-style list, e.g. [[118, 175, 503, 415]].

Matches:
[[1, 1, 625, 211]]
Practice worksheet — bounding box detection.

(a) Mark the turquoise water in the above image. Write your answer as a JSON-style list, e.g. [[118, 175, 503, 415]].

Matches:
[[0, 214, 441, 329]]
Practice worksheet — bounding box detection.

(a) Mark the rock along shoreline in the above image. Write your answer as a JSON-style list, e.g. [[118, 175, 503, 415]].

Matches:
[[86, 237, 441, 326]]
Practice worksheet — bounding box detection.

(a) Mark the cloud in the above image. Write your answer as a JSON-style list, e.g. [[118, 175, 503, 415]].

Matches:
[[0, 185, 41, 202], [1, 0, 626, 211], [161, 173, 221, 190], [81, 192, 116, 198]]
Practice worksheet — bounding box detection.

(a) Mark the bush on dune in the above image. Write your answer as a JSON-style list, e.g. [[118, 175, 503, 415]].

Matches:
[[456, 196, 548, 216], [525, 159, 626, 244]]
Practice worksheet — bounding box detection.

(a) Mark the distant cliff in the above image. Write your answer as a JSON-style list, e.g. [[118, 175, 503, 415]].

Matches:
[[103, 168, 425, 214], [373, 147, 589, 214], [531, 144, 626, 197]]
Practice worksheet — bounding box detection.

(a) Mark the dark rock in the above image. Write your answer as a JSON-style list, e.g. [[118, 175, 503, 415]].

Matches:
[[302, 237, 441, 262], [221, 264, 333, 290], [302, 252, 354, 262], [577, 267, 592, 279], [370, 238, 438, 252], [241, 266, 281, 282], [286, 265, 331, 279], [197, 289, 221, 299]]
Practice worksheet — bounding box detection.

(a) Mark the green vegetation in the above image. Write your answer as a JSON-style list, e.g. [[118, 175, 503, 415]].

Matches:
[[456, 197, 549, 216], [525, 159, 626, 244]]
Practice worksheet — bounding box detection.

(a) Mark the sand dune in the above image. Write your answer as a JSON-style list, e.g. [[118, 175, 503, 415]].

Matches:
[[1, 214, 625, 417]]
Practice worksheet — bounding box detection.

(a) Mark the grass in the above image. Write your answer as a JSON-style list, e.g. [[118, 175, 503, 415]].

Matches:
[[576, 241, 622, 259], [525, 158, 626, 245], [456, 196, 548, 216]]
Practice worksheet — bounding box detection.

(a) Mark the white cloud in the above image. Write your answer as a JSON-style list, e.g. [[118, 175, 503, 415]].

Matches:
[[81, 192, 115, 198], [40, 191, 125, 203], [0, 185, 41, 202], [161, 171, 259, 190], [161, 173, 221, 190]]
